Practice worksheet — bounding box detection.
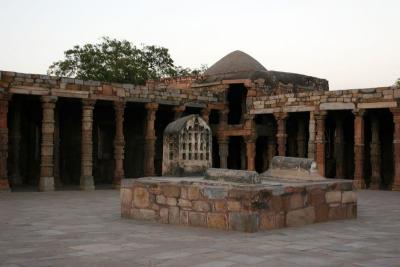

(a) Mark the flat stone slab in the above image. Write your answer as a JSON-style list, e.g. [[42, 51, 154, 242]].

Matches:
[[121, 176, 356, 232]]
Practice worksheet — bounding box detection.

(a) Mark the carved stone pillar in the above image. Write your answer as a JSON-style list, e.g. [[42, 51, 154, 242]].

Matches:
[[353, 109, 366, 189], [274, 112, 288, 156], [80, 99, 96, 190], [201, 107, 210, 124], [308, 111, 316, 159], [39, 96, 57, 191], [144, 103, 158, 176], [0, 94, 10, 191], [245, 135, 256, 171], [218, 136, 229, 169], [297, 118, 306, 157], [334, 115, 345, 179], [390, 108, 400, 191], [113, 101, 125, 188], [315, 111, 327, 177], [173, 105, 185, 120], [10, 98, 22, 186], [369, 114, 381, 189]]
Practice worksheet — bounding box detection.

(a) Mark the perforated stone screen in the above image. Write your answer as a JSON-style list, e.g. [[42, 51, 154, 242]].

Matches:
[[162, 115, 212, 176]]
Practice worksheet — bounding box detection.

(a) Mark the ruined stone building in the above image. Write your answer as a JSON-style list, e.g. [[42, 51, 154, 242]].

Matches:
[[0, 50, 399, 191]]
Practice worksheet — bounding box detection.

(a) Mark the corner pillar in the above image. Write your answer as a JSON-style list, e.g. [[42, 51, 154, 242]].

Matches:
[[0, 94, 10, 191], [39, 96, 57, 191], [308, 111, 316, 159], [80, 99, 96, 190], [144, 103, 158, 176], [274, 112, 288, 156], [315, 111, 327, 176], [113, 101, 125, 188], [390, 108, 400, 191], [353, 109, 366, 189], [245, 135, 256, 171], [369, 113, 381, 189]]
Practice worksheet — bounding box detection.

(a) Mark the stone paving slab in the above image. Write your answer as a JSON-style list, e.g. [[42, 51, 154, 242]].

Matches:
[[0, 190, 399, 267]]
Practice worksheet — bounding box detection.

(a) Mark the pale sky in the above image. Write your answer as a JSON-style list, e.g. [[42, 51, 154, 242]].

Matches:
[[1, 0, 399, 90]]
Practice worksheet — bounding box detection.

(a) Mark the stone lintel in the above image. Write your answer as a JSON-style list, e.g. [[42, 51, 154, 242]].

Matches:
[[185, 102, 207, 108], [92, 95, 119, 101], [222, 79, 252, 87], [250, 108, 280, 114], [320, 102, 355, 110], [125, 97, 151, 103], [10, 86, 49, 95], [157, 100, 180, 106], [283, 105, 315, 113], [357, 101, 397, 109], [51, 89, 89, 99]]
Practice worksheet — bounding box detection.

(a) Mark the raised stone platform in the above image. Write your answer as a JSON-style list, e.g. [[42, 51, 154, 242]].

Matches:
[[120, 176, 356, 232]]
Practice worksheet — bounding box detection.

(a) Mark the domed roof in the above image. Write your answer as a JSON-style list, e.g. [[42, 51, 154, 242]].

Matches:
[[204, 50, 267, 78]]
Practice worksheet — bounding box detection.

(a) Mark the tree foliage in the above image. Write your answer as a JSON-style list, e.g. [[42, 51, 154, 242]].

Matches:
[[397, 78, 400, 87], [48, 37, 205, 84]]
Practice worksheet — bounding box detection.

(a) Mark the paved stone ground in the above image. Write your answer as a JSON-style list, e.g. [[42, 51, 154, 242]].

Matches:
[[0, 190, 399, 267]]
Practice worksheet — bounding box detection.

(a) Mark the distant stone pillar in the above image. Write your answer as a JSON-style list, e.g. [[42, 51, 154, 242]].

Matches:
[[297, 118, 306, 157], [0, 94, 10, 191], [334, 115, 345, 179], [113, 101, 125, 188], [315, 111, 327, 177], [308, 111, 316, 159], [10, 98, 22, 186], [245, 135, 256, 171], [201, 107, 210, 124], [390, 108, 400, 191], [353, 109, 366, 189], [144, 103, 158, 176], [218, 136, 229, 169], [39, 96, 57, 192], [369, 114, 381, 189], [274, 112, 288, 156], [173, 105, 185, 120], [80, 99, 96, 191]]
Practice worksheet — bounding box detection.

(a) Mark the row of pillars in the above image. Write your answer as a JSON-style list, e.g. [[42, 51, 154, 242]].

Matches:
[[0, 95, 211, 191]]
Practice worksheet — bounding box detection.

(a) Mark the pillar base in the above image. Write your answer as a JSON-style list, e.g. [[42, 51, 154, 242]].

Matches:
[[0, 179, 10, 192], [369, 182, 380, 190], [353, 179, 366, 190], [39, 177, 55, 191], [392, 183, 400, 191], [80, 176, 95, 191]]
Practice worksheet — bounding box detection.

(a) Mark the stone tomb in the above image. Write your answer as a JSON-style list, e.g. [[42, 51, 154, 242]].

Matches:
[[121, 119, 357, 233]]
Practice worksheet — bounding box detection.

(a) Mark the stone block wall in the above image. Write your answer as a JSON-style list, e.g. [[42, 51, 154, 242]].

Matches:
[[121, 178, 357, 233]]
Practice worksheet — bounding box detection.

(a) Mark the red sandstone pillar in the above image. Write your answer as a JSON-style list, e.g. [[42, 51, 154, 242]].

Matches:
[[353, 109, 366, 189], [245, 135, 256, 171], [144, 103, 158, 176], [274, 112, 288, 156], [390, 108, 400, 191], [113, 101, 125, 188], [39, 96, 57, 191], [173, 105, 185, 120], [0, 93, 10, 191], [201, 107, 210, 124], [334, 115, 345, 179], [315, 111, 327, 177], [308, 111, 316, 160], [369, 113, 381, 189], [80, 99, 96, 190]]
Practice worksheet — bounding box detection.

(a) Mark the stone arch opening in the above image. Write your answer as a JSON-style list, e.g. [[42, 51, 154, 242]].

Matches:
[[228, 136, 245, 170], [227, 84, 247, 125]]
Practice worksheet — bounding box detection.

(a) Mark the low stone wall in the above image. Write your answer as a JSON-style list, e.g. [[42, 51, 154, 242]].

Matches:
[[121, 177, 356, 232]]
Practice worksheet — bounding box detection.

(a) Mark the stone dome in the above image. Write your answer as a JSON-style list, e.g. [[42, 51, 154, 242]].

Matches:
[[203, 50, 268, 82]]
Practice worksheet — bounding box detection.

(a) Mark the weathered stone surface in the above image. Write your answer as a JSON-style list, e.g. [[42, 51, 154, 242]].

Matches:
[[228, 212, 259, 233], [259, 212, 284, 230], [133, 187, 150, 208], [166, 197, 177, 206], [213, 200, 226, 212], [156, 195, 167, 205], [189, 212, 207, 227], [132, 209, 156, 221], [202, 186, 228, 199], [168, 207, 180, 224], [286, 207, 315, 227], [283, 193, 304, 210], [177, 198, 191, 208], [342, 191, 357, 203], [120, 188, 132, 217], [314, 204, 329, 222], [159, 208, 169, 223], [187, 187, 201, 200], [328, 206, 347, 220], [325, 191, 341, 203], [205, 168, 260, 184], [180, 210, 189, 225], [162, 185, 180, 198], [192, 201, 210, 212], [207, 213, 227, 230], [227, 200, 241, 211]]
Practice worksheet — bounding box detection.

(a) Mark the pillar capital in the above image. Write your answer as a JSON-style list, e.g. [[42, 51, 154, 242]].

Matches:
[[82, 99, 96, 109], [113, 100, 125, 110], [145, 102, 159, 111], [352, 108, 365, 117], [273, 111, 288, 121]]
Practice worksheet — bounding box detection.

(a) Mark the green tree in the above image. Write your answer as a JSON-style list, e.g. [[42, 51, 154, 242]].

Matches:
[[48, 37, 205, 84], [397, 78, 400, 87]]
